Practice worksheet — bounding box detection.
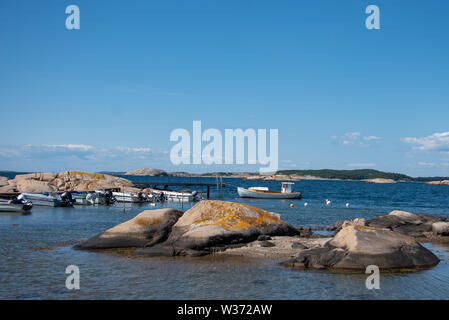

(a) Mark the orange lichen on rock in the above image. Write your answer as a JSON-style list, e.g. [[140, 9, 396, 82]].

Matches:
[[191, 200, 281, 230]]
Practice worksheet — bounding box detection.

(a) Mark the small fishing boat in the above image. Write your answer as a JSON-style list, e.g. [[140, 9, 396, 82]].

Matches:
[[237, 182, 302, 199], [0, 198, 33, 213], [112, 191, 148, 203], [19, 192, 63, 207], [147, 188, 201, 202], [71, 192, 89, 205]]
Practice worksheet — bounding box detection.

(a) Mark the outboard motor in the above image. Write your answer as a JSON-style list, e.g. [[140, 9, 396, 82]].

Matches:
[[104, 190, 116, 205], [137, 192, 144, 202], [61, 191, 74, 207]]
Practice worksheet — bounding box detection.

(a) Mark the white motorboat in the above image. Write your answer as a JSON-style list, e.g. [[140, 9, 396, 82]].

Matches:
[[237, 182, 302, 199], [0, 198, 33, 213], [19, 193, 62, 207], [112, 192, 147, 203], [72, 192, 89, 205], [147, 188, 201, 202]]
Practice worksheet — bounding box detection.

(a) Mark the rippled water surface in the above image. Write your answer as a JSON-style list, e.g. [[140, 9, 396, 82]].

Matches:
[[1, 177, 449, 299]]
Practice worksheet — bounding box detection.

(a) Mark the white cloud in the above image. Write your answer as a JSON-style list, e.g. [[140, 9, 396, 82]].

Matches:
[[42, 144, 95, 151], [343, 132, 360, 140], [332, 132, 380, 147], [0, 144, 166, 171], [363, 136, 382, 141], [418, 162, 449, 168], [401, 132, 449, 152]]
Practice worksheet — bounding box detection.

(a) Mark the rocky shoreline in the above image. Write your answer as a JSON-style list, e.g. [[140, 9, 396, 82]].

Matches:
[[74, 200, 448, 273]]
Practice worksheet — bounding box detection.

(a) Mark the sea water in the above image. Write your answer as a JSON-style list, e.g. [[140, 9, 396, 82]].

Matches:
[[0, 177, 448, 299]]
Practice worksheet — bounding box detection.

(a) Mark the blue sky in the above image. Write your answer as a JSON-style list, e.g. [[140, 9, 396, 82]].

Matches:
[[1, 0, 449, 176]]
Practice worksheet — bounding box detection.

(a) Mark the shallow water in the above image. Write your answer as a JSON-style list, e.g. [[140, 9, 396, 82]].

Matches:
[[1, 177, 449, 299]]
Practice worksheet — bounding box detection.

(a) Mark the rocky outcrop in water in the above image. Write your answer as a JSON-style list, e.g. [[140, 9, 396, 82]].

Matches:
[[364, 178, 397, 184], [137, 200, 299, 256], [282, 225, 440, 271], [10, 171, 134, 193], [426, 180, 449, 186], [366, 210, 449, 242], [124, 168, 168, 176], [74, 208, 183, 249]]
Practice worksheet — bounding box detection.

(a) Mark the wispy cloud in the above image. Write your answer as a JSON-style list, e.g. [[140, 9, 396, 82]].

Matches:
[[363, 136, 382, 141], [332, 132, 381, 147], [0, 144, 167, 171], [401, 132, 449, 152], [418, 162, 449, 168]]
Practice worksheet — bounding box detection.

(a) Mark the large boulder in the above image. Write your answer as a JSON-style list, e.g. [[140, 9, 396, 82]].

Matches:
[[432, 222, 449, 236], [140, 200, 299, 256], [11, 171, 134, 193], [366, 210, 449, 239], [282, 225, 440, 271], [15, 179, 55, 193], [74, 208, 183, 250], [125, 168, 168, 176], [0, 176, 9, 187]]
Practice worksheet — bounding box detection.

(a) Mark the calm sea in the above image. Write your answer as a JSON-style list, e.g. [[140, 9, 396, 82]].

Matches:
[[1, 176, 449, 299]]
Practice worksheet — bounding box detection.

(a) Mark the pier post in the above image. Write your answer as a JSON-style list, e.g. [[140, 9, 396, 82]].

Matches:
[[207, 186, 210, 199]]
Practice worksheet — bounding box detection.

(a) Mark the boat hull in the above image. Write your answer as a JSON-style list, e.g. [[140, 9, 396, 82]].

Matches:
[[237, 187, 302, 199], [0, 202, 32, 213], [112, 192, 146, 203], [20, 193, 61, 207]]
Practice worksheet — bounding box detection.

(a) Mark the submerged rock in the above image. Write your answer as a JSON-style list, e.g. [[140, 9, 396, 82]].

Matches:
[[282, 225, 440, 271], [139, 200, 299, 256], [74, 208, 183, 250]]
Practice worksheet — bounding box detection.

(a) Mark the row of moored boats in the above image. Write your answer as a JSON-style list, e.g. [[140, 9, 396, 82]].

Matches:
[[0, 189, 202, 213]]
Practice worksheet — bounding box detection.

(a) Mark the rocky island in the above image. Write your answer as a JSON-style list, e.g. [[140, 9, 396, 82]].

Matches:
[[0, 171, 135, 193], [124, 168, 168, 176], [74, 200, 445, 272]]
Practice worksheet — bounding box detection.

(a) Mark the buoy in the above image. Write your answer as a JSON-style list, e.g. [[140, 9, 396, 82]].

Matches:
[[346, 203, 350, 207], [290, 203, 294, 208], [325, 199, 332, 206], [304, 202, 308, 207]]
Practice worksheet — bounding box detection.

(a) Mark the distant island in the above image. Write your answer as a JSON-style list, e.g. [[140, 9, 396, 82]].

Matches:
[[2, 169, 449, 183]]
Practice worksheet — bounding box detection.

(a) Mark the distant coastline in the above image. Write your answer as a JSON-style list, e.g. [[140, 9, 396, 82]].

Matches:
[[2, 169, 449, 183]]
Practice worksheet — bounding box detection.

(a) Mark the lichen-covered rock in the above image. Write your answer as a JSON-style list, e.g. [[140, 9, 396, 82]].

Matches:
[[74, 208, 183, 250], [11, 171, 134, 193], [282, 225, 440, 271], [140, 200, 299, 256]]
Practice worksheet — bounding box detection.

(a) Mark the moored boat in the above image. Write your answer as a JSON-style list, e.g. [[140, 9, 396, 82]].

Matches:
[[237, 182, 302, 199], [0, 198, 33, 213], [19, 192, 62, 207], [112, 191, 148, 203], [147, 188, 201, 202]]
